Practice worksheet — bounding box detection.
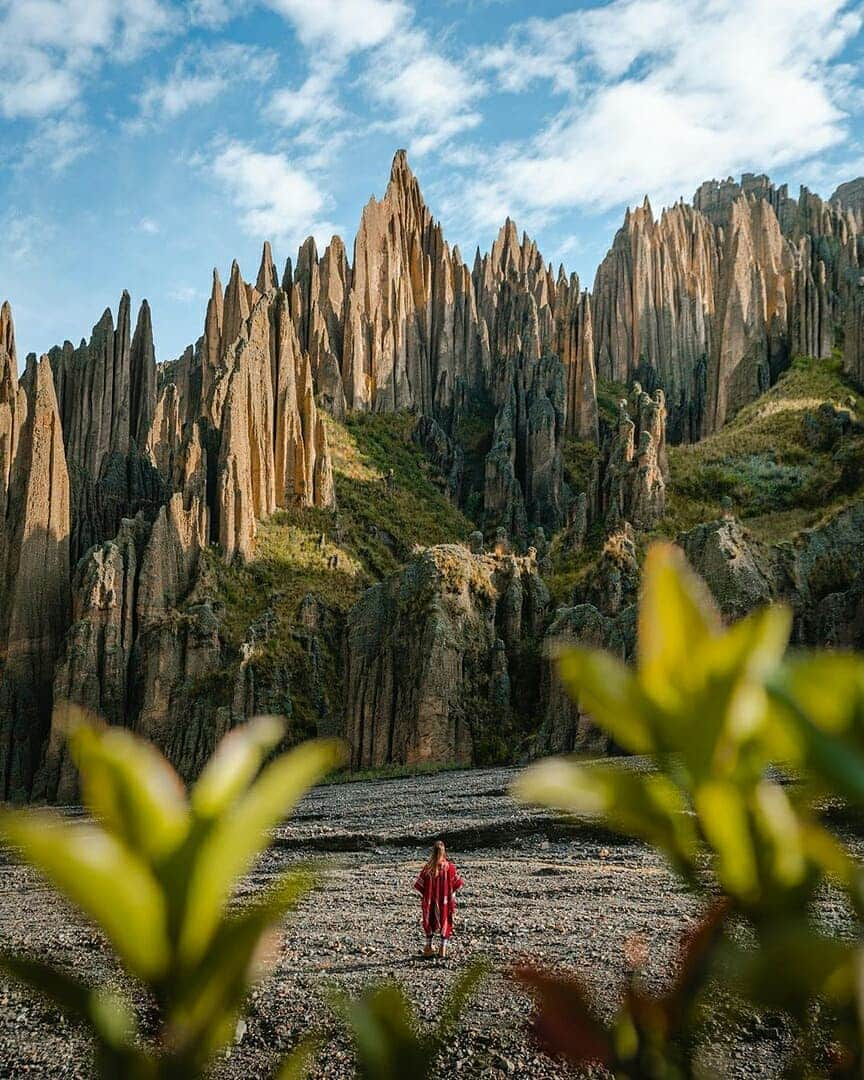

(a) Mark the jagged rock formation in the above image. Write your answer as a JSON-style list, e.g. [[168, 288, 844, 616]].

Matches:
[[5, 154, 864, 798], [594, 175, 863, 441], [151, 256, 336, 563], [831, 179, 864, 225], [38, 492, 209, 800], [594, 383, 668, 531], [844, 277, 864, 385], [0, 345, 70, 800], [49, 293, 165, 563], [344, 543, 548, 768]]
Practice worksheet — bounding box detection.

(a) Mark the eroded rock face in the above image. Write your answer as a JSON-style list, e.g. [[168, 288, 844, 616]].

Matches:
[[344, 543, 548, 768], [844, 278, 864, 385], [0, 353, 70, 800], [593, 178, 862, 442], [49, 293, 164, 562], [594, 383, 668, 532], [39, 492, 208, 800], [537, 604, 635, 757]]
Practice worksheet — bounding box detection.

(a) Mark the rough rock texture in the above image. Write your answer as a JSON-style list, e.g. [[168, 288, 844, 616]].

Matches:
[[678, 505, 864, 647], [831, 178, 864, 224], [594, 383, 668, 531], [49, 293, 164, 562], [0, 352, 70, 800], [844, 277, 864, 385], [344, 544, 548, 768], [594, 177, 863, 442], [39, 490, 209, 799], [150, 257, 336, 564]]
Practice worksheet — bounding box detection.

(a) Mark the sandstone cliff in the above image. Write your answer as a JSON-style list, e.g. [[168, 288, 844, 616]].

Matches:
[[0, 349, 70, 799], [344, 543, 548, 768]]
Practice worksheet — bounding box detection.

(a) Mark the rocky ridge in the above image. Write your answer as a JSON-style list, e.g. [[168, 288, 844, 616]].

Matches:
[[2, 152, 864, 795]]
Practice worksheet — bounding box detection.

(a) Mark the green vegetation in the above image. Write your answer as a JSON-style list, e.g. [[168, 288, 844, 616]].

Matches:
[[0, 716, 487, 1077], [0, 712, 341, 1078], [333, 962, 488, 1080], [660, 354, 864, 540], [199, 412, 474, 736], [515, 543, 864, 1076], [596, 378, 629, 425]]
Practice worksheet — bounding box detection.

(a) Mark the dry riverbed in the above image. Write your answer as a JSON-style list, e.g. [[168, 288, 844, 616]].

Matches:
[[0, 765, 857, 1078]]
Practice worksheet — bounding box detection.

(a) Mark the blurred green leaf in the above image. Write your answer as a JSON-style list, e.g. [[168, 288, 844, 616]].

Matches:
[[274, 1035, 320, 1080], [180, 738, 344, 964], [0, 954, 152, 1078], [191, 716, 286, 819], [336, 984, 425, 1080], [170, 871, 314, 1062], [694, 780, 758, 901], [557, 649, 654, 754], [724, 922, 856, 1017], [0, 812, 169, 979], [637, 543, 720, 706], [435, 960, 489, 1043], [515, 759, 699, 877], [768, 654, 864, 805], [68, 719, 188, 863]]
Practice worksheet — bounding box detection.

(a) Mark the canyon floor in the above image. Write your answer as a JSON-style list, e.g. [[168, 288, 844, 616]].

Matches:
[[0, 765, 856, 1079]]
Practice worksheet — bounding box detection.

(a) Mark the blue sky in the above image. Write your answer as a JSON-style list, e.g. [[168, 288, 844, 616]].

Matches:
[[2, 0, 864, 365]]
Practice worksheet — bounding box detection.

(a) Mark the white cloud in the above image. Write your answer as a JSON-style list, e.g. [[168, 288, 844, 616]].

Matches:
[[458, 0, 863, 230], [364, 29, 484, 156], [0, 210, 56, 262], [137, 44, 276, 122], [169, 284, 202, 303], [265, 0, 408, 55], [211, 140, 334, 244], [268, 60, 345, 133], [0, 0, 175, 119], [137, 218, 161, 235]]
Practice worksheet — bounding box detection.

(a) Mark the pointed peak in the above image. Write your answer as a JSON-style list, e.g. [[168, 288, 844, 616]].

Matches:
[[390, 148, 411, 181], [282, 257, 294, 291], [256, 240, 278, 293]]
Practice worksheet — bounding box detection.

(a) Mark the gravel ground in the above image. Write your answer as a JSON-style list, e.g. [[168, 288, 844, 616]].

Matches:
[[0, 765, 857, 1078]]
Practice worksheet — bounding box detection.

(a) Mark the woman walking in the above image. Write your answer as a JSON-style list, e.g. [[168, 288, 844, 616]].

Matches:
[[413, 840, 463, 958]]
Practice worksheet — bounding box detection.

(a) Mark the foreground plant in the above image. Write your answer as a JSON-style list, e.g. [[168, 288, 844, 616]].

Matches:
[[333, 960, 488, 1080], [0, 712, 342, 1078], [515, 542, 864, 1077]]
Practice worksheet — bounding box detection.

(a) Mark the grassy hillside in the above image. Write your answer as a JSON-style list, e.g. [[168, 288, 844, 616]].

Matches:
[[659, 354, 864, 542], [197, 413, 473, 708], [546, 355, 864, 605]]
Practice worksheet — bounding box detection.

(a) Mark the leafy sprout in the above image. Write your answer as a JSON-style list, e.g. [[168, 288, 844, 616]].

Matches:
[[0, 712, 344, 1079], [514, 542, 864, 1076]]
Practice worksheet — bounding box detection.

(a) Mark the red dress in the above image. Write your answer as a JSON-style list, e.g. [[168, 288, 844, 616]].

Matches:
[[413, 861, 464, 939]]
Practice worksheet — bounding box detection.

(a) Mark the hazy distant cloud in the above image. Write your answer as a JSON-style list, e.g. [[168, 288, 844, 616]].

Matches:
[[458, 0, 863, 229], [0, 209, 56, 261], [137, 43, 276, 123], [137, 217, 161, 235], [18, 115, 91, 171], [188, 0, 248, 27], [211, 140, 334, 244]]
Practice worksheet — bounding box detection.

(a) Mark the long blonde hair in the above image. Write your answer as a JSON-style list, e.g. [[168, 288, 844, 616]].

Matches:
[[425, 839, 448, 876]]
